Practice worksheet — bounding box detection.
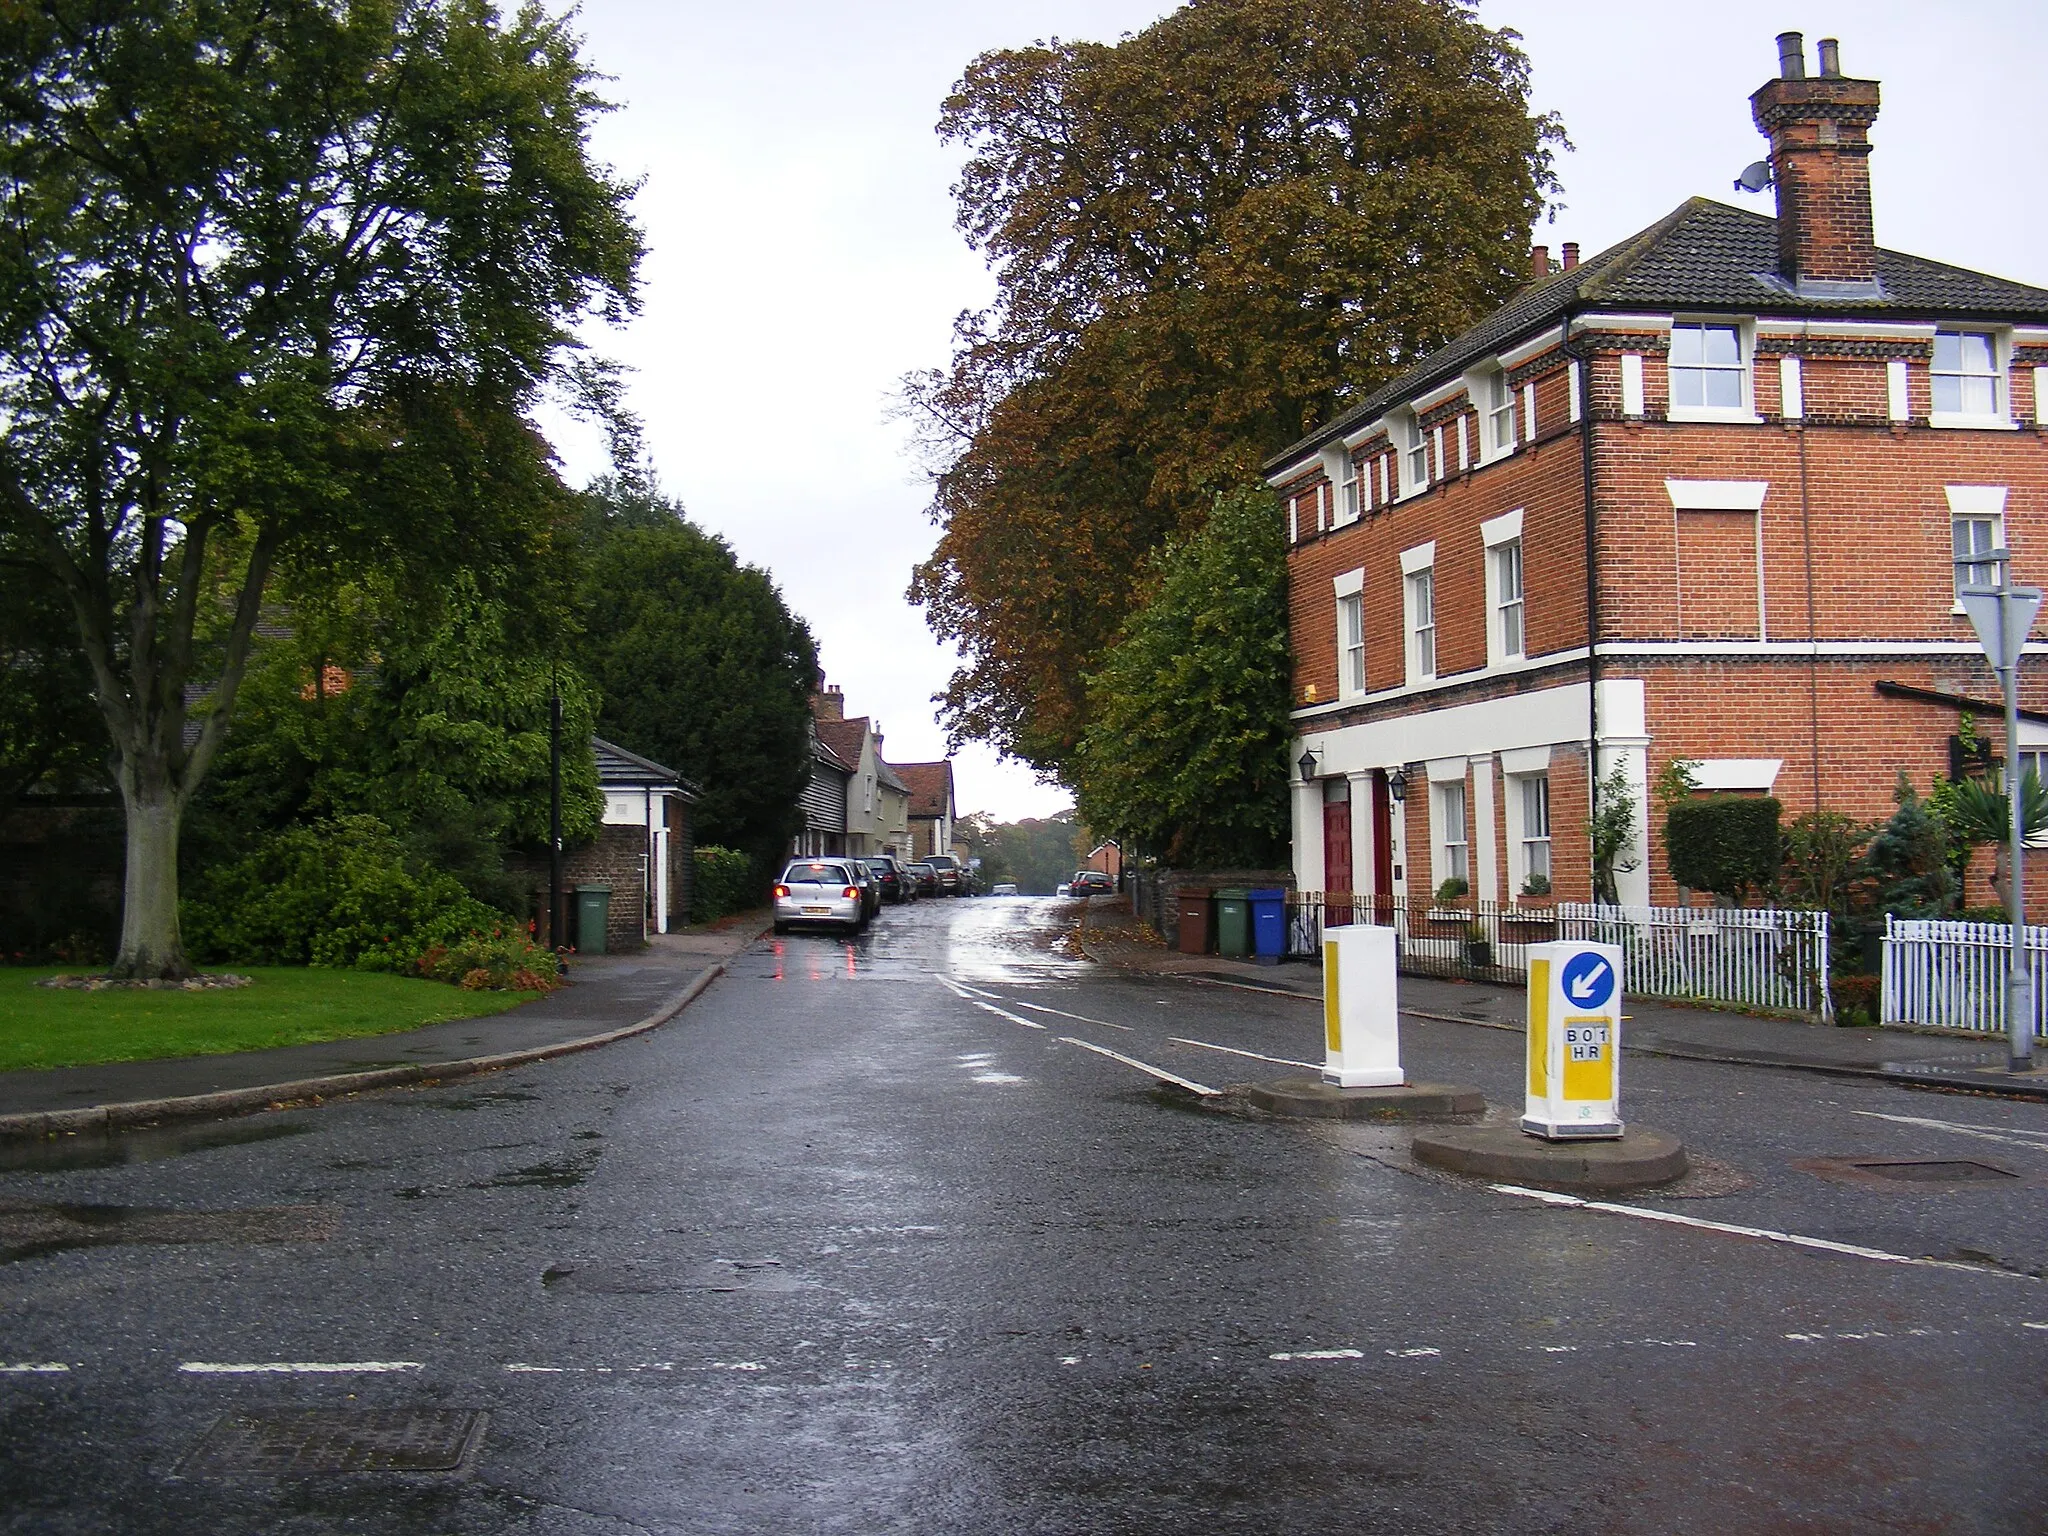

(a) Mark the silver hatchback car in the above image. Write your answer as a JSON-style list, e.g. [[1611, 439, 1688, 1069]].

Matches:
[[773, 859, 865, 935]]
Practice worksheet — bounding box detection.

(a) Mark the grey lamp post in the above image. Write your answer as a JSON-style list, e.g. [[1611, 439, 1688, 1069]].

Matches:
[[1955, 547, 2042, 1072]]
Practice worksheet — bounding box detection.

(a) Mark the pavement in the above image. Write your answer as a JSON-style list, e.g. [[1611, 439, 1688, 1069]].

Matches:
[[0, 922, 766, 1140], [1073, 896, 2048, 1101]]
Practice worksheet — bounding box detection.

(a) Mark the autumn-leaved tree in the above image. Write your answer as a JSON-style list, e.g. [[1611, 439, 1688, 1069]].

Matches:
[[905, 0, 1562, 775], [1072, 486, 1291, 866], [0, 0, 641, 976]]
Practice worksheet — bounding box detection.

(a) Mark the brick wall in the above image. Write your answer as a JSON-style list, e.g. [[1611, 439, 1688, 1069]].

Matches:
[[511, 823, 649, 952]]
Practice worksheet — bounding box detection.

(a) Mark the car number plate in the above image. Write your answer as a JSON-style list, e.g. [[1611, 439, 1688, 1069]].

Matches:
[[802, 905, 831, 915]]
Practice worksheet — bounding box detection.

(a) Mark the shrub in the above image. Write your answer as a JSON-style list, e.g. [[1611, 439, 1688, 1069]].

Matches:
[[1434, 877, 1469, 906], [1832, 972, 1880, 1027], [692, 844, 755, 924], [411, 930, 560, 992], [184, 815, 512, 972], [1862, 775, 1956, 919], [1519, 871, 1551, 898], [1666, 795, 1782, 903]]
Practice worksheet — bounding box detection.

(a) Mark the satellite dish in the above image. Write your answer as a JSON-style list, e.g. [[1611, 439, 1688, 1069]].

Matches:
[[1732, 160, 1774, 194]]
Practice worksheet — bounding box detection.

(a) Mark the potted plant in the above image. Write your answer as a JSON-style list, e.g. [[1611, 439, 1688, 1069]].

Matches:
[[1427, 877, 1470, 933], [1502, 874, 1556, 943], [1463, 920, 1494, 968]]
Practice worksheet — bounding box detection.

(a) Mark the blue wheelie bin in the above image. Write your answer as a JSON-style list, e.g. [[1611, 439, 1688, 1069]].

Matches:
[[1248, 887, 1287, 966]]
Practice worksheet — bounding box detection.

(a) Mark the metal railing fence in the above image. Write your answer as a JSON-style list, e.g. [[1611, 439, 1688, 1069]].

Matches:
[[1284, 894, 1831, 1018], [1881, 916, 2048, 1038]]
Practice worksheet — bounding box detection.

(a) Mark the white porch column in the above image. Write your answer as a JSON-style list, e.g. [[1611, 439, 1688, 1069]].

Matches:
[[1472, 757, 1499, 905], [1596, 678, 1652, 906], [1293, 777, 1325, 894], [1348, 771, 1375, 901]]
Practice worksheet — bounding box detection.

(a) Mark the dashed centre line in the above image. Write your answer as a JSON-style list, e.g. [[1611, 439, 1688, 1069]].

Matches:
[[176, 1361, 424, 1375], [1167, 1036, 1318, 1070], [1850, 1110, 2048, 1152], [1056, 1036, 1220, 1097]]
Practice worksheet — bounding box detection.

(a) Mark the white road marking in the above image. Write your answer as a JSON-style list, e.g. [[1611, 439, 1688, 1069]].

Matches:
[[1059, 1356, 1081, 1366], [1002, 998, 1135, 1032], [177, 1361, 424, 1375], [1268, 1348, 1363, 1362], [1386, 1347, 1441, 1358], [970, 1071, 1025, 1084], [1850, 1110, 2048, 1151], [943, 978, 1002, 1001], [1492, 1184, 2030, 1278], [2025, 1322, 2048, 1331], [0, 1363, 69, 1374], [970, 1000, 1046, 1031], [1055, 1036, 1219, 1096], [504, 1362, 677, 1374], [1167, 1036, 1318, 1070]]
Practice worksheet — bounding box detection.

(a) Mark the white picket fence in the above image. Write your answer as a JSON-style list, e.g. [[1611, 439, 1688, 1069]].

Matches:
[[1556, 903, 1833, 1018], [1881, 916, 2048, 1038]]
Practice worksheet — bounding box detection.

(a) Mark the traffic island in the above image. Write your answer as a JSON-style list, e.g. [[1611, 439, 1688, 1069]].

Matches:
[[1235, 1076, 1485, 1121], [1411, 1123, 1688, 1193]]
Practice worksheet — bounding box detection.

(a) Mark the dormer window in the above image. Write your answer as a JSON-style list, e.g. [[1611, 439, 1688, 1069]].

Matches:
[[1931, 329, 2003, 422], [1394, 413, 1429, 497], [1669, 321, 1747, 412], [1484, 368, 1516, 457]]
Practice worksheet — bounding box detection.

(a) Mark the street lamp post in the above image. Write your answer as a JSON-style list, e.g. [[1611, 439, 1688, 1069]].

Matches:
[[1956, 548, 2042, 1073]]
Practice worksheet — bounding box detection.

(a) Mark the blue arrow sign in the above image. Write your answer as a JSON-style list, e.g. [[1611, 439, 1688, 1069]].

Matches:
[[1560, 951, 1615, 1009]]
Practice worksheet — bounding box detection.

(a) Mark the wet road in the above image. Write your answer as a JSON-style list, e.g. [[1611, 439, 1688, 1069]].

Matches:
[[4, 897, 2048, 1532]]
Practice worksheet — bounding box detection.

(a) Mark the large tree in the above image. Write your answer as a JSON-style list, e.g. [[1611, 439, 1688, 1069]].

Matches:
[[0, 0, 641, 976], [906, 0, 1562, 773], [573, 483, 820, 880], [1072, 485, 1291, 865]]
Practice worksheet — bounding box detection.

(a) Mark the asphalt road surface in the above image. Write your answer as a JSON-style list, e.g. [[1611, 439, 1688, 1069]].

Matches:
[[5, 896, 2048, 1533]]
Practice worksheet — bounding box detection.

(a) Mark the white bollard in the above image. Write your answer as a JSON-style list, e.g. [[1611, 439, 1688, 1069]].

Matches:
[[1522, 940, 1624, 1139], [1322, 924, 1404, 1088]]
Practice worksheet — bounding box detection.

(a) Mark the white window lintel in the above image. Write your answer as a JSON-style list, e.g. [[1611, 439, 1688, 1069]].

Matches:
[[1332, 567, 1364, 599], [1687, 758, 1783, 792], [1665, 479, 1768, 512], [1399, 541, 1436, 576], [1481, 508, 1525, 547], [1500, 746, 1552, 776], [1945, 485, 2009, 516]]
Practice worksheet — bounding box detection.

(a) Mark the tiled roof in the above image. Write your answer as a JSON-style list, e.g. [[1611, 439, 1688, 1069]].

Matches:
[[876, 759, 910, 795], [1268, 197, 2048, 473], [811, 734, 854, 775], [894, 761, 954, 819], [814, 718, 870, 771]]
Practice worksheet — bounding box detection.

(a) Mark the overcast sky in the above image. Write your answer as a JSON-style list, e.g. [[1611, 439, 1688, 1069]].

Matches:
[[541, 0, 2047, 824]]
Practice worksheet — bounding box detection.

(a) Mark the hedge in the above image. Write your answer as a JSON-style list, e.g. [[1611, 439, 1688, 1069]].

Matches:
[[1665, 795, 1782, 901]]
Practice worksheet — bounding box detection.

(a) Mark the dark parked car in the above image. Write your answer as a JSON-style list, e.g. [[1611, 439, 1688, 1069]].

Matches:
[[845, 858, 881, 918], [865, 856, 913, 905], [907, 860, 941, 896], [925, 853, 965, 895], [1070, 869, 1115, 896]]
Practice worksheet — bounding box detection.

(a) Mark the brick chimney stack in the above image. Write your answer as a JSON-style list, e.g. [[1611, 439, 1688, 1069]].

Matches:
[[1750, 32, 1881, 290], [812, 684, 844, 722]]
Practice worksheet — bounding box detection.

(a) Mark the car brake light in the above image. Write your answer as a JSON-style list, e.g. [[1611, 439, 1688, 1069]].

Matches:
[[843, 886, 859, 899], [773, 884, 790, 898]]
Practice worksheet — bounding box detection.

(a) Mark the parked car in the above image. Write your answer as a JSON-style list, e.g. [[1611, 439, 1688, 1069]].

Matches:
[[1070, 869, 1115, 896], [865, 856, 913, 905], [845, 858, 881, 918], [925, 853, 965, 895], [1056, 882, 1071, 897], [991, 882, 1018, 896], [773, 859, 866, 935], [907, 860, 941, 896]]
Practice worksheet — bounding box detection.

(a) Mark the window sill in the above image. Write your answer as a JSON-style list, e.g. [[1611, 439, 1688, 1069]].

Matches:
[[1665, 406, 1763, 425], [1394, 485, 1430, 504], [1927, 412, 2018, 431]]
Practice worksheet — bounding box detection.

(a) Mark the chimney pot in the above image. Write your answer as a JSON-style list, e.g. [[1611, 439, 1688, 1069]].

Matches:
[[1561, 242, 1580, 271], [1529, 244, 1550, 280], [1776, 31, 1805, 79], [1816, 37, 1841, 77]]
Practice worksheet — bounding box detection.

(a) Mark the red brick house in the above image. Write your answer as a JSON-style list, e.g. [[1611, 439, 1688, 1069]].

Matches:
[[1268, 34, 2048, 914]]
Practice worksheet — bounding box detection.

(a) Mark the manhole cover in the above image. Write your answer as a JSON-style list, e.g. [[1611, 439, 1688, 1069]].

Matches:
[[1849, 1159, 2019, 1184], [176, 1409, 485, 1478]]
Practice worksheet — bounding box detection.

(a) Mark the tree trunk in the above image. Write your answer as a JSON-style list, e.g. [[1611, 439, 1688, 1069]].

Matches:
[[110, 764, 191, 981]]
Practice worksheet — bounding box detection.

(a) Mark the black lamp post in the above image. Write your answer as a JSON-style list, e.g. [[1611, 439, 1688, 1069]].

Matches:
[[1298, 747, 1319, 783], [548, 670, 563, 956], [1387, 765, 1409, 802]]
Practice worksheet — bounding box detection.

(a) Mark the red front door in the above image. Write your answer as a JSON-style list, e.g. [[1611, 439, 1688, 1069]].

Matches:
[[1370, 770, 1395, 926], [1322, 779, 1353, 927]]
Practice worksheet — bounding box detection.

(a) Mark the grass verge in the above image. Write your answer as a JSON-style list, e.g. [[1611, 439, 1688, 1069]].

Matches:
[[0, 967, 537, 1073]]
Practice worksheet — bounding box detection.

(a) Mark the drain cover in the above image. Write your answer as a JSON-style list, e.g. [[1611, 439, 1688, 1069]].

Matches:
[[1849, 1159, 2019, 1184], [176, 1409, 485, 1478]]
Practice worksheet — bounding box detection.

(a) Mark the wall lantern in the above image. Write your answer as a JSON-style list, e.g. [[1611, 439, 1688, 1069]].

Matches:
[[1387, 765, 1410, 802], [1297, 747, 1320, 783]]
